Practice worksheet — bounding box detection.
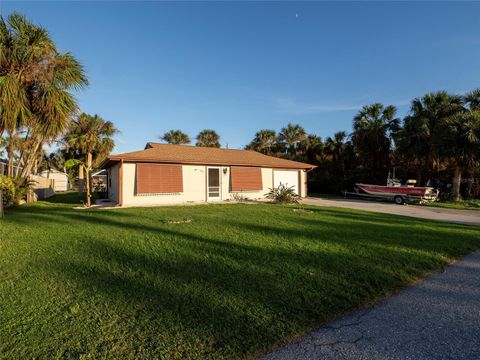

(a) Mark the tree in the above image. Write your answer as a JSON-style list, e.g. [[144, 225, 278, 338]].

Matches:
[[442, 101, 480, 200], [196, 129, 220, 148], [464, 88, 480, 111], [278, 123, 306, 156], [396, 91, 464, 183], [65, 114, 117, 207], [2, 133, 21, 176], [298, 134, 323, 163], [324, 132, 348, 164], [352, 103, 399, 182], [245, 129, 277, 155], [0, 13, 87, 179], [160, 130, 190, 145]]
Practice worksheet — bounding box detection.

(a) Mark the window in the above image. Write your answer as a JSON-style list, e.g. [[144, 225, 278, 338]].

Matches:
[[230, 167, 262, 191], [136, 163, 183, 194]]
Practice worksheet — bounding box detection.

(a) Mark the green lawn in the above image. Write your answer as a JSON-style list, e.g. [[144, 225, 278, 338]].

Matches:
[[422, 199, 480, 210], [1, 194, 480, 359]]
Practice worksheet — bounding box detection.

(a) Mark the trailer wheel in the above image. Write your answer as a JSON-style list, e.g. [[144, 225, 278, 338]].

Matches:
[[394, 196, 405, 205]]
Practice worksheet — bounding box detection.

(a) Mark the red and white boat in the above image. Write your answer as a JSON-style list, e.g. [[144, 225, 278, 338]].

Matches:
[[353, 177, 439, 204]]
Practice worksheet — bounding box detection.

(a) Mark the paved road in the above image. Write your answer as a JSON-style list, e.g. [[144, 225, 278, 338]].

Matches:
[[301, 197, 480, 226], [259, 251, 480, 360]]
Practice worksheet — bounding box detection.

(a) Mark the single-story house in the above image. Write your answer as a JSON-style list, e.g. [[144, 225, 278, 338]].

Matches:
[[101, 143, 316, 207], [39, 169, 70, 192]]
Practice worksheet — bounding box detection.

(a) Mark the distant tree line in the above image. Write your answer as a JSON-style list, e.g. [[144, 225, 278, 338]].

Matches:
[[162, 90, 480, 201]]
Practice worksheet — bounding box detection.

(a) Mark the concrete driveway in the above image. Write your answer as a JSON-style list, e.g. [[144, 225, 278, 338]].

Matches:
[[301, 197, 480, 226], [259, 250, 480, 360]]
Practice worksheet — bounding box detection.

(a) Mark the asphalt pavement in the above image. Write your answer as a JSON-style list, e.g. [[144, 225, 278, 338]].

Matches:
[[301, 197, 480, 226], [259, 249, 480, 359]]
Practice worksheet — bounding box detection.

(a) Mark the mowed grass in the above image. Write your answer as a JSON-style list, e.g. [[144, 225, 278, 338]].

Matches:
[[1, 194, 480, 359], [422, 199, 480, 210]]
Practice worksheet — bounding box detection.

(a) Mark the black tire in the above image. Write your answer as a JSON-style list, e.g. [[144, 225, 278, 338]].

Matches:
[[394, 196, 405, 205]]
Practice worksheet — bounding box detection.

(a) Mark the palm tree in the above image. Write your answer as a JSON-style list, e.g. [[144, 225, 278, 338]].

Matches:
[[246, 129, 277, 155], [0, 13, 87, 178], [464, 88, 480, 111], [441, 111, 480, 201], [65, 113, 118, 207], [196, 129, 220, 148], [3, 132, 21, 176], [396, 91, 464, 183], [324, 131, 348, 163], [352, 103, 399, 182], [298, 134, 323, 162], [160, 130, 190, 145], [278, 123, 307, 156]]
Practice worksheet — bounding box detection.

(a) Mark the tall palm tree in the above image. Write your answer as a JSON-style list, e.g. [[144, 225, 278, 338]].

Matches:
[[160, 130, 190, 145], [278, 123, 306, 156], [195, 129, 220, 148], [396, 91, 464, 183], [246, 129, 277, 155], [352, 103, 399, 182], [442, 111, 480, 201], [65, 113, 118, 207], [0, 13, 87, 178]]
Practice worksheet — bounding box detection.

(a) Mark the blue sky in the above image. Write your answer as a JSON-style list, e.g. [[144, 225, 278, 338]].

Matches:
[[3, 1, 480, 153]]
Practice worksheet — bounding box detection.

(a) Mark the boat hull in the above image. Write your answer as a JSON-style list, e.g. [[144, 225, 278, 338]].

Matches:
[[355, 184, 439, 202]]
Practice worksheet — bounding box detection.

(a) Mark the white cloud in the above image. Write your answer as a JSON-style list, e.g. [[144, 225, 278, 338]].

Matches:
[[275, 97, 411, 114], [275, 97, 362, 114]]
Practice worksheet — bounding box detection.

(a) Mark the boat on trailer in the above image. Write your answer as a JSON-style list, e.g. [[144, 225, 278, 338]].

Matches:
[[345, 173, 439, 204]]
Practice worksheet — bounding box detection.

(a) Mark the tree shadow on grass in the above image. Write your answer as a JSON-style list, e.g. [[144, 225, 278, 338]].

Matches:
[[50, 234, 403, 358], [4, 204, 480, 358]]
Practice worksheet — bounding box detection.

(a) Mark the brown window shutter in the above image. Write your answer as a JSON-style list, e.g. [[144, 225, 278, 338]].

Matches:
[[230, 166, 262, 191], [136, 163, 183, 194]]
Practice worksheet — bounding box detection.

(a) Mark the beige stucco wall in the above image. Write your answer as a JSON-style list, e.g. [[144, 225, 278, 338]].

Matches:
[[121, 163, 206, 206], [109, 163, 307, 207], [300, 170, 307, 198], [108, 164, 119, 203]]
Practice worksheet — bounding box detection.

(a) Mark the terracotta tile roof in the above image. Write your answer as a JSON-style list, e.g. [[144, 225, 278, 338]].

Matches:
[[104, 143, 316, 169]]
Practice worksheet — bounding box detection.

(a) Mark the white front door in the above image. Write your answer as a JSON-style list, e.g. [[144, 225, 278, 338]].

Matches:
[[207, 167, 221, 201], [273, 170, 299, 195]]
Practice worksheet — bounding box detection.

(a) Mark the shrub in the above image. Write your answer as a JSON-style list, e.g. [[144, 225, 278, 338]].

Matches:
[[230, 193, 248, 202], [12, 177, 36, 204], [265, 184, 300, 204], [0, 175, 16, 207]]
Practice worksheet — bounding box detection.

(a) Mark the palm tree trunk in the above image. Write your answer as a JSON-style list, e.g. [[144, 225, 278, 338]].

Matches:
[[78, 164, 84, 194], [452, 165, 462, 202], [20, 140, 42, 178], [15, 129, 31, 177], [85, 152, 92, 207], [15, 155, 25, 177], [7, 152, 13, 177]]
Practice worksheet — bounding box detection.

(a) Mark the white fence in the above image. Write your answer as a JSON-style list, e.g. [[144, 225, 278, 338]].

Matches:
[[0, 161, 55, 202]]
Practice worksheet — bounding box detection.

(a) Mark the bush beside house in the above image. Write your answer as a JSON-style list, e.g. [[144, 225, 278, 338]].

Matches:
[[0, 175, 15, 207]]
